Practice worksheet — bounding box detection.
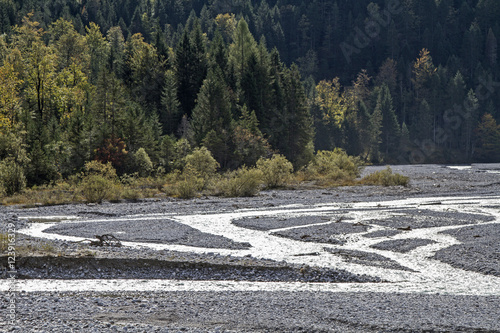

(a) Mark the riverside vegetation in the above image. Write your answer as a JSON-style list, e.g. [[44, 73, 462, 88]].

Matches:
[[1, 148, 408, 205]]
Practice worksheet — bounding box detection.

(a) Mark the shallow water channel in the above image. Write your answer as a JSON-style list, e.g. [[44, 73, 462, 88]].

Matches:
[[4, 194, 500, 296]]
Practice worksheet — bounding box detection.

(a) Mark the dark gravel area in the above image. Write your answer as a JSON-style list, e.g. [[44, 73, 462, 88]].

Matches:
[[363, 229, 402, 238], [2, 255, 380, 283], [370, 238, 437, 253], [367, 209, 494, 230], [271, 222, 368, 245], [433, 224, 500, 277], [44, 219, 251, 249], [3, 291, 500, 332], [323, 248, 415, 272], [232, 214, 346, 231]]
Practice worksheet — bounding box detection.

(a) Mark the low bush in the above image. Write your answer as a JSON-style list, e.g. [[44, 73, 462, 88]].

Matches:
[[173, 164, 204, 199], [133, 148, 153, 177], [80, 161, 119, 203], [121, 188, 141, 201], [184, 147, 220, 179], [84, 160, 117, 178], [361, 166, 410, 186], [80, 174, 117, 203], [218, 167, 263, 197], [256, 154, 293, 189], [305, 149, 363, 185], [0, 158, 26, 196]]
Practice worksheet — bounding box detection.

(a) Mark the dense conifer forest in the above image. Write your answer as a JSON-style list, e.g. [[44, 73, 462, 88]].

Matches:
[[0, 0, 499, 197]]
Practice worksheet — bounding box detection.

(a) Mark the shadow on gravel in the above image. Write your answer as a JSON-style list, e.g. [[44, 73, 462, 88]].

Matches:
[[1, 256, 382, 282]]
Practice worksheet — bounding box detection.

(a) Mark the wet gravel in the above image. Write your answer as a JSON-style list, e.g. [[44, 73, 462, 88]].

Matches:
[[363, 229, 402, 238], [5, 255, 380, 283]]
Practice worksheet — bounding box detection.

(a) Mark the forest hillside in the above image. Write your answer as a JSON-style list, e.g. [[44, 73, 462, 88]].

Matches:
[[0, 0, 499, 197]]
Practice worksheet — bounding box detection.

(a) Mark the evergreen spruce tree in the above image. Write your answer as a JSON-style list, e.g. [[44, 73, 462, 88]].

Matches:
[[190, 65, 233, 167], [175, 20, 207, 117], [369, 98, 383, 163], [377, 85, 400, 159], [161, 69, 182, 135], [229, 18, 257, 81], [280, 64, 314, 169]]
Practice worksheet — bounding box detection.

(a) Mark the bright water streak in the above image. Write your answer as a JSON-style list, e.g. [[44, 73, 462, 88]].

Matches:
[[9, 195, 500, 295]]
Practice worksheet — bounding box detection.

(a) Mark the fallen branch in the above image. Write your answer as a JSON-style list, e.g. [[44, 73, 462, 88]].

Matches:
[[72, 234, 122, 247], [90, 234, 122, 247]]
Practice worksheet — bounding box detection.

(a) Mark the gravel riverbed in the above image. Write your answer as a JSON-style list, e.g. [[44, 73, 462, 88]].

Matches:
[[1, 164, 500, 332]]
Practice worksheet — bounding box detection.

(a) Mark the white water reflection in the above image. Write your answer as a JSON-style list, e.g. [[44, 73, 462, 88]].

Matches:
[[447, 166, 472, 171], [10, 194, 500, 295], [2, 278, 500, 296]]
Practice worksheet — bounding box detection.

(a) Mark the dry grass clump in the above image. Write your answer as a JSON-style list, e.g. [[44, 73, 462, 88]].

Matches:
[[217, 167, 263, 197], [360, 166, 410, 187]]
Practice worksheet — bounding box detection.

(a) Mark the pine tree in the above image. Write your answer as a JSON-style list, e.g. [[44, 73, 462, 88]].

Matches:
[[280, 64, 314, 169], [474, 113, 500, 162], [126, 32, 164, 115], [229, 18, 257, 81], [175, 20, 208, 117], [106, 26, 126, 79], [485, 28, 498, 70], [209, 30, 229, 75], [190, 65, 233, 167], [462, 89, 479, 159], [377, 85, 400, 159], [160, 69, 181, 135], [86, 22, 109, 84], [368, 97, 383, 163], [413, 99, 433, 141]]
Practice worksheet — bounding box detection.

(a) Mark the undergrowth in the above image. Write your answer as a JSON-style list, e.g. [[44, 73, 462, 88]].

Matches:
[[0, 150, 411, 206]]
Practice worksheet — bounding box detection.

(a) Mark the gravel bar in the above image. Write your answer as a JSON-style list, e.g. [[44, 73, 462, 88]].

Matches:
[[1, 164, 500, 332]]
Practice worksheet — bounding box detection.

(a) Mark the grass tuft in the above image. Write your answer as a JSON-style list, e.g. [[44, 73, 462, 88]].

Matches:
[[360, 166, 410, 187]]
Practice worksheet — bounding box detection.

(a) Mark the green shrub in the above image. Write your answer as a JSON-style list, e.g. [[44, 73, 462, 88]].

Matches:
[[184, 147, 219, 179], [80, 161, 118, 203], [0, 158, 26, 196], [174, 164, 203, 199], [172, 138, 192, 170], [80, 174, 116, 203], [218, 167, 263, 197], [361, 166, 410, 186], [256, 154, 293, 188], [305, 149, 363, 184], [133, 148, 153, 177], [84, 160, 117, 178]]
